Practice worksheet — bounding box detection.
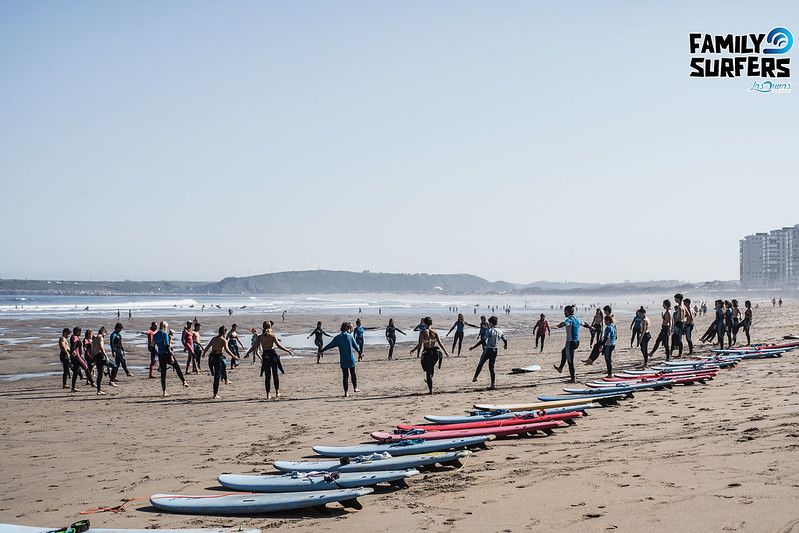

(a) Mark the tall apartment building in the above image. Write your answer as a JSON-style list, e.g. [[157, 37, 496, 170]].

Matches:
[[740, 224, 799, 289]]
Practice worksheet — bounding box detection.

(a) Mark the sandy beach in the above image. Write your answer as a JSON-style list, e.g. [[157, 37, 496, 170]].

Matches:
[[0, 301, 797, 532]]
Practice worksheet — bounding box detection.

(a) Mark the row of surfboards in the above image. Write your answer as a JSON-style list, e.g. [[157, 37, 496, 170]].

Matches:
[[5, 340, 793, 531]]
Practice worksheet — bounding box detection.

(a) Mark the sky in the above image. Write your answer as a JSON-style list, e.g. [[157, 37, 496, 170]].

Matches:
[[0, 1, 796, 284]]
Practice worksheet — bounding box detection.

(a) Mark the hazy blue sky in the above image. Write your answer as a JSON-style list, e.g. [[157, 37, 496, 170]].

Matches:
[[0, 1, 796, 283]]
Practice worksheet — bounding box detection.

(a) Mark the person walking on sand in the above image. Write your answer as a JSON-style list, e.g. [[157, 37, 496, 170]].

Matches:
[[321, 322, 362, 397], [533, 314, 550, 353], [446, 314, 478, 357], [154, 321, 188, 397], [601, 315, 617, 377], [69, 327, 88, 392], [639, 308, 652, 367], [182, 321, 197, 374], [411, 317, 449, 394], [736, 300, 753, 345], [91, 326, 111, 394], [248, 321, 293, 399], [58, 328, 72, 389], [554, 306, 582, 383], [308, 321, 333, 364], [648, 299, 673, 361], [385, 318, 406, 360], [82, 329, 95, 387], [227, 324, 245, 369], [109, 322, 131, 383], [203, 326, 239, 399], [472, 316, 507, 390]]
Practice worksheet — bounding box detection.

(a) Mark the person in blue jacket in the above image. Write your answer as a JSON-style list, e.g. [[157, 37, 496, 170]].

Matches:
[[322, 322, 363, 397]]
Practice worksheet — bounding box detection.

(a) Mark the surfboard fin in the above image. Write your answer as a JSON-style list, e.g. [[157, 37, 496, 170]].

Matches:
[[564, 418, 577, 425], [543, 428, 554, 436], [341, 497, 363, 510], [442, 459, 464, 468], [390, 479, 409, 489]]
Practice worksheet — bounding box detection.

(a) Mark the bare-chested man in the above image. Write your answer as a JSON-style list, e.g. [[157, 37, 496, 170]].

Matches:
[[648, 299, 673, 361], [639, 308, 651, 367], [247, 321, 294, 399]]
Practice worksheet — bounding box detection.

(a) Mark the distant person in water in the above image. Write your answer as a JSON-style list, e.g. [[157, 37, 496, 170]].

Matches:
[[533, 313, 550, 353], [203, 326, 239, 399], [411, 317, 449, 394], [128, 310, 132, 320], [59, 328, 72, 389], [446, 313, 477, 356], [472, 316, 507, 390], [385, 318, 406, 360], [321, 322, 362, 397], [154, 321, 188, 397], [554, 305, 582, 383], [109, 322, 131, 383], [308, 321, 333, 364]]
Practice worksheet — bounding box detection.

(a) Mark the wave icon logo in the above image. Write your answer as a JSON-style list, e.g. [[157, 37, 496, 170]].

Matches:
[[748, 80, 792, 93], [764, 27, 793, 54]]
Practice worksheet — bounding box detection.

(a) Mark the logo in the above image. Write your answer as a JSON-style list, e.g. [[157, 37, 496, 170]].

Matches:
[[689, 27, 792, 78], [748, 80, 791, 93]]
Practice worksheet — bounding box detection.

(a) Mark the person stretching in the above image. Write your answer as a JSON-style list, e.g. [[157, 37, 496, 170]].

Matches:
[[385, 318, 406, 360], [554, 306, 582, 383], [533, 314, 550, 353], [308, 321, 332, 364], [154, 321, 188, 397], [472, 316, 507, 390], [321, 323, 362, 397], [249, 321, 293, 399], [412, 317, 449, 394], [446, 314, 477, 356], [203, 326, 239, 399]]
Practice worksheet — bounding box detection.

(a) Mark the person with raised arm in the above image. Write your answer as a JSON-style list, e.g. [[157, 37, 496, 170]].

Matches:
[[385, 318, 406, 360], [153, 321, 188, 397], [446, 313, 478, 356], [472, 316, 507, 390], [411, 317, 450, 394], [308, 321, 333, 364], [321, 322, 362, 397], [203, 326, 239, 399], [533, 313, 550, 353], [248, 321, 294, 399]]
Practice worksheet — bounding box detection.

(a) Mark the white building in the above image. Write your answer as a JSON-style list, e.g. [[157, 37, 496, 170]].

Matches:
[[740, 224, 799, 289]]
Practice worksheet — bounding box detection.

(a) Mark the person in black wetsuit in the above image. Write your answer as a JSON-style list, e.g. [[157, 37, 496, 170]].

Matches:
[[648, 299, 672, 361], [249, 321, 293, 399], [226, 324, 245, 368], [308, 321, 332, 364], [58, 328, 71, 389], [410, 317, 449, 394], [203, 326, 238, 399], [109, 322, 131, 384], [69, 327, 86, 392], [385, 318, 406, 360], [467, 316, 490, 353], [445, 313, 478, 356]]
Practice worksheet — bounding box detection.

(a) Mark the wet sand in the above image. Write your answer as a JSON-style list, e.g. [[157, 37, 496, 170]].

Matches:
[[0, 302, 797, 532]]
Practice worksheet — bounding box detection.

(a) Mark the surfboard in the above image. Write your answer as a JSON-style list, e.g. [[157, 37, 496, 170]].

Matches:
[[398, 411, 581, 432], [510, 364, 542, 374], [371, 420, 564, 442], [218, 470, 417, 492], [423, 404, 597, 424], [273, 450, 472, 473], [150, 488, 373, 515], [561, 381, 672, 395], [0, 527, 260, 533], [312, 436, 491, 458], [473, 394, 630, 412]]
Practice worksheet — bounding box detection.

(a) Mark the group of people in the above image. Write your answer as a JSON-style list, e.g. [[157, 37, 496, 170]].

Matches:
[[56, 295, 762, 398], [58, 322, 131, 394]]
